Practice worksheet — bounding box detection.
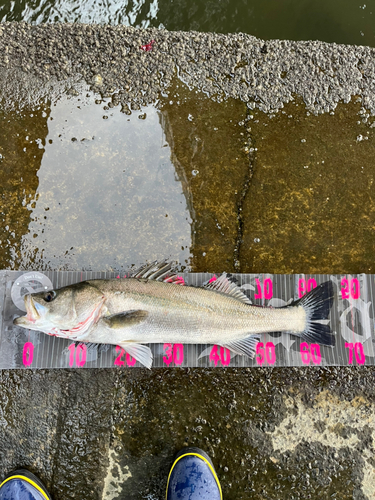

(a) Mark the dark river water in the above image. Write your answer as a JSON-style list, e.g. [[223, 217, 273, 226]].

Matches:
[[1, 0, 375, 47]]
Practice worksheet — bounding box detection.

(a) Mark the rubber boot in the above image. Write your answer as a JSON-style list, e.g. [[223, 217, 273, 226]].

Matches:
[[166, 447, 222, 499], [0, 469, 52, 500]]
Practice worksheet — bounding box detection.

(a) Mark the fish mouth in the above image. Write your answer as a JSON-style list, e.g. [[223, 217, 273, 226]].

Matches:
[[13, 294, 40, 326]]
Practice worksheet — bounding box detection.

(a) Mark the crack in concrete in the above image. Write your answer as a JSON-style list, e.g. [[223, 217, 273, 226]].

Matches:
[[233, 114, 255, 273]]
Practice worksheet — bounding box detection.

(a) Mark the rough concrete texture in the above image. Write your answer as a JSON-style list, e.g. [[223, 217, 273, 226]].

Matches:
[[242, 98, 375, 274], [0, 369, 116, 498], [1, 22, 375, 500], [1, 367, 375, 500], [1, 23, 375, 115]]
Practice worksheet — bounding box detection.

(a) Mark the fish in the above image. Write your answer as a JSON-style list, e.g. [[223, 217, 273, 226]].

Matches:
[[13, 262, 335, 369]]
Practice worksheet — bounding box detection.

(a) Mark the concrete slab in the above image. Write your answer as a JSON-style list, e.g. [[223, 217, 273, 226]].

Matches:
[[241, 99, 375, 274], [0, 23, 375, 500]]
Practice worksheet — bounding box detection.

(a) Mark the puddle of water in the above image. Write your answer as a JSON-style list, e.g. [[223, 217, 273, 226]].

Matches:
[[0, 79, 249, 272], [242, 99, 375, 274], [2, 79, 375, 276], [1, 92, 193, 271]]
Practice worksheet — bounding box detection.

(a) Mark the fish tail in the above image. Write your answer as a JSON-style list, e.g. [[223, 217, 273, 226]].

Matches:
[[290, 281, 335, 346]]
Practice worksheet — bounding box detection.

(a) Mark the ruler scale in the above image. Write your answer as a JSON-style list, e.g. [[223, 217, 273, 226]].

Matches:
[[0, 270, 374, 369]]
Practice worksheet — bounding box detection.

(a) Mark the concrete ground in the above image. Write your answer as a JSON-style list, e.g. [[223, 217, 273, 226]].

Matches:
[[1, 367, 375, 500], [1, 24, 375, 499]]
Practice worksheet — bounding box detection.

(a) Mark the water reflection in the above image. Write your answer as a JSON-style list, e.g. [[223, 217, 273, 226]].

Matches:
[[0, 79, 250, 273], [1, 0, 375, 47], [1, 0, 159, 25], [4, 81, 375, 276], [3, 92, 192, 271]]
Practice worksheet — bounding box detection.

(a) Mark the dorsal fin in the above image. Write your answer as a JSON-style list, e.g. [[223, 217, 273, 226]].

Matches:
[[130, 260, 185, 284], [203, 273, 252, 304]]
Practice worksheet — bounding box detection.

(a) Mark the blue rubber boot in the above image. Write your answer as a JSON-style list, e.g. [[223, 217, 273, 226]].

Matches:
[[0, 469, 51, 500], [166, 447, 222, 500]]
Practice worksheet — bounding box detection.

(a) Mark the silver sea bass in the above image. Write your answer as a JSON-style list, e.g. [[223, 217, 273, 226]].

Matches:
[[14, 262, 335, 368]]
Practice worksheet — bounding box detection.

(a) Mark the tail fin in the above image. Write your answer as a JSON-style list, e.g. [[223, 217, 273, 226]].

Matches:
[[290, 281, 335, 346]]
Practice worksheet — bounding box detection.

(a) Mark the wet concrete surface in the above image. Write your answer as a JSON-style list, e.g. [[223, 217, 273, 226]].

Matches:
[[158, 80, 249, 271], [1, 367, 375, 500], [241, 99, 375, 274], [1, 23, 375, 500], [0, 369, 115, 499], [0, 106, 49, 268]]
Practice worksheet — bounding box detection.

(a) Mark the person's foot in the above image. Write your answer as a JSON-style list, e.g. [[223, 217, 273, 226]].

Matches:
[[0, 469, 51, 500], [166, 447, 222, 499]]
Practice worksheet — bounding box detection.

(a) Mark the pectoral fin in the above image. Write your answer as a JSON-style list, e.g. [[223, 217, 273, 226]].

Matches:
[[118, 342, 153, 369], [103, 310, 148, 329]]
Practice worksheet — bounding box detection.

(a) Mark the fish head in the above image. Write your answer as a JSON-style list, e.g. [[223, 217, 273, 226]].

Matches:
[[13, 282, 106, 333]]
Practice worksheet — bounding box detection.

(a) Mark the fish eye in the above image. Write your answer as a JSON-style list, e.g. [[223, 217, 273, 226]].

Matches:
[[43, 291, 56, 303]]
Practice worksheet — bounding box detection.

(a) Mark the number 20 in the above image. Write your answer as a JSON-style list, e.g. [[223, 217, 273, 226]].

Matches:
[[341, 278, 360, 299]]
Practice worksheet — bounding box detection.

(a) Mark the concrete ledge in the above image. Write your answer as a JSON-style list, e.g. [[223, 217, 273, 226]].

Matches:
[[1, 23, 375, 114]]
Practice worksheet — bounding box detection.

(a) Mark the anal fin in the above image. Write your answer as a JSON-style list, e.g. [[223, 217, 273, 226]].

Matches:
[[118, 342, 153, 369], [222, 335, 260, 358]]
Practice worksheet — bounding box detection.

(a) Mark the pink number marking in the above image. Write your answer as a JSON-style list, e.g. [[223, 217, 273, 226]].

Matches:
[[298, 278, 317, 298], [68, 343, 75, 367], [264, 279, 273, 299], [163, 344, 184, 365], [209, 345, 231, 366], [310, 344, 321, 365], [256, 342, 264, 365], [345, 342, 365, 365], [341, 278, 349, 299], [219, 346, 231, 366], [265, 342, 276, 364], [76, 344, 87, 367], [341, 277, 360, 299], [256, 342, 276, 366], [300, 342, 321, 365], [254, 279, 262, 299], [115, 346, 137, 366], [355, 342, 365, 364], [209, 345, 220, 366], [22, 342, 34, 366], [298, 279, 306, 298], [345, 342, 354, 364], [126, 352, 136, 366], [351, 278, 360, 299], [68, 343, 87, 367], [173, 344, 184, 365], [163, 343, 173, 365], [255, 278, 273, 300], [114, 345, 125, 366], [300, 342, 310, 365]]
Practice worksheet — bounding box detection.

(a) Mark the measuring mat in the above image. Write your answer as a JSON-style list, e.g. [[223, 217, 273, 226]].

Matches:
[[0, 271, 374, 369]]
